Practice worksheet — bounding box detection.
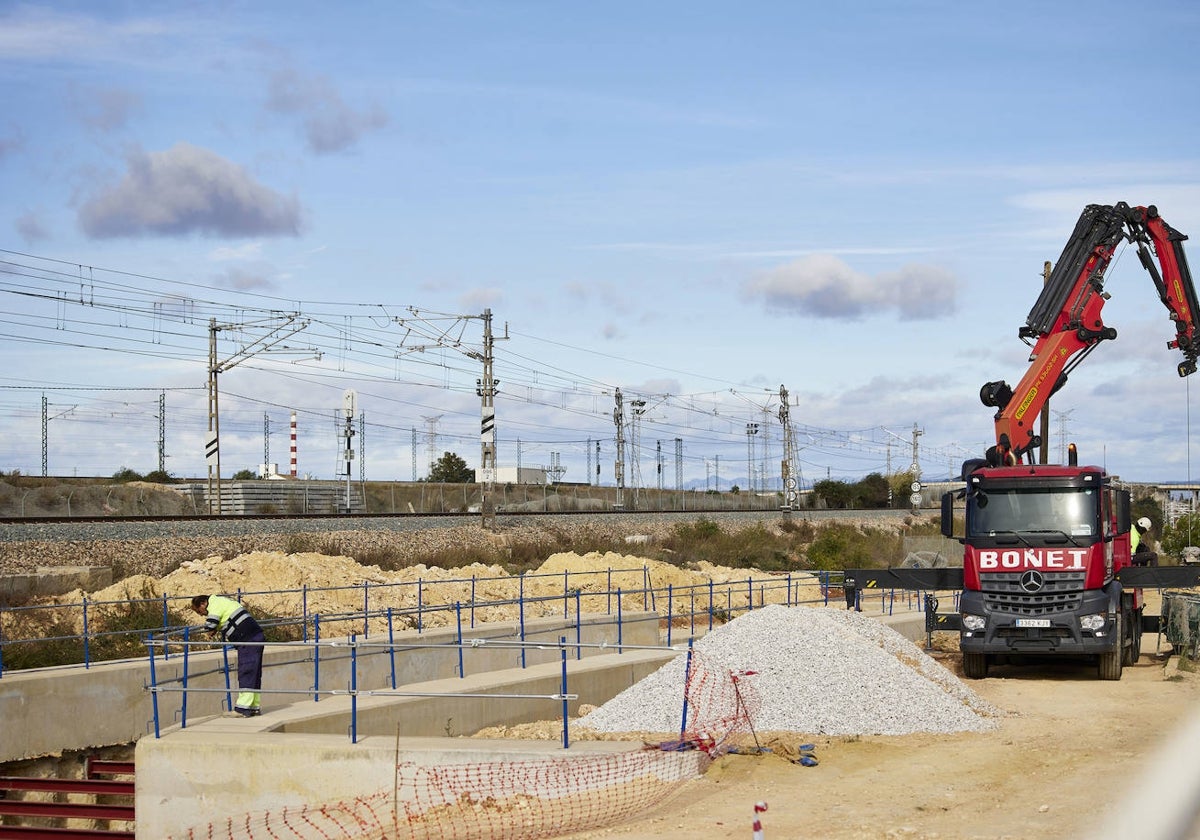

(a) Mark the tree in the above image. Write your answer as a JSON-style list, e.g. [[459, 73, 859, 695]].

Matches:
[[1161, 512, 1200, 558], [427, 451, 474, 483], [232, 469, 257, 480], [856, 473, 891, 508], [812, 478, 853, 509]]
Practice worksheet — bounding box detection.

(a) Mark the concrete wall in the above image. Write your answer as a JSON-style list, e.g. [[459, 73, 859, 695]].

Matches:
[[135, 728, 704, 840], [0, 565, 112, 605], [0, 610, 660, 763]]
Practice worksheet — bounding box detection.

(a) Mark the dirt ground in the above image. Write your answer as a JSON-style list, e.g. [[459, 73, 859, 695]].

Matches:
[[561, 635, 1200, 840]]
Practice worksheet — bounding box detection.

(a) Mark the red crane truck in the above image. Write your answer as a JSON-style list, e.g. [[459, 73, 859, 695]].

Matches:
[[847, 203, 1200, 679]]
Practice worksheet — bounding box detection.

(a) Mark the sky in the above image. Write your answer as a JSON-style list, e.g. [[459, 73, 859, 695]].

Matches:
[[2, 0, 1200, 491]]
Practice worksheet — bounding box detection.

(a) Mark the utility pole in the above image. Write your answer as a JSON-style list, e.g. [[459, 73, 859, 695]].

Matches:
[[342, 390, 357, 514], [674, 438, 683, 492], [263, 412, 270, 477], [745, 422, 759, 494], [1053, 409, 1075, 463], [41, 393, 75, 477], [158, 391, 166, 474], [358, 413, 366, 485], [909, 422, 925, 511], [613, 388, 626, 509], [410, 427, 418, 481], [474, 308, 507, 526], [388, 306, 507, 523], [206, 315, 313, 514], [630, 398, 646, 508], [778, 385, 801, 512], [422, 415, 442, 478]]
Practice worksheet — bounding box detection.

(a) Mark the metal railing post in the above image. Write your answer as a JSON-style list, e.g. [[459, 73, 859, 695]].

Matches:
[[349, 634, 358, 744], [180, 627, 190, 728], [456, 602, 465, 678], [617, 588, 623, 653], [161, 595, 171, 661], [313, 615, 321, 703], [82, 597, 90, 669], [221, 645, 232, 713], [148, 636, 161, 738], [387, 608, 397, 690], [679, 637, 695, 739], [519, 577, 527, 669], [560, 636, 569, 749], [666, 584, 674, 647]]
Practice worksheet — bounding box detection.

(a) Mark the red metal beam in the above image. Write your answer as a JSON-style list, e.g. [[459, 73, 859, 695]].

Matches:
[[0, 799, 134, 821], [0, 779, 133, 797], [83, 760, 133, 779], [0, 828, 133, 839]]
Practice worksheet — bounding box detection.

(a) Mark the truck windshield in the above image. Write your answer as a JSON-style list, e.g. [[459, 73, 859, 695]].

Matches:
[[969, 486, 1098, 538]]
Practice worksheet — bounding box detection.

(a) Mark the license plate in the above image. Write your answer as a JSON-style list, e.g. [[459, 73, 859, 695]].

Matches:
[[1015, 618, 1051, 628]]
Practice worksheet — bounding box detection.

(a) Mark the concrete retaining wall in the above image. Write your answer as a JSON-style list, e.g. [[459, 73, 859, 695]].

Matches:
[[0, 565, 112, 605], [0, 610, 660, 763]]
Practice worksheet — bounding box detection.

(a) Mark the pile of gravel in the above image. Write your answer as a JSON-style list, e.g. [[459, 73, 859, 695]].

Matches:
[[578, 604, 1003, 737]]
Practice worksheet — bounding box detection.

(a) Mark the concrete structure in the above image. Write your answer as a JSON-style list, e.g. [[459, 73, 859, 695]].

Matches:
[[0, 565, 111, 605], [477, 466, 547, 485], [174, 479, 366, 515], [0, 611, 660, 763], [134, 649, 678, 838], [2, 607, 929, 838]]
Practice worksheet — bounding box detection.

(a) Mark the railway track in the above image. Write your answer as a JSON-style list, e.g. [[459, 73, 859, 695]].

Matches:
[[0, 507, 917, 543]]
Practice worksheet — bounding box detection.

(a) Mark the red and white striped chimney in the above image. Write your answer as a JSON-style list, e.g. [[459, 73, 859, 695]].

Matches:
[[289, 411, 298, 478]]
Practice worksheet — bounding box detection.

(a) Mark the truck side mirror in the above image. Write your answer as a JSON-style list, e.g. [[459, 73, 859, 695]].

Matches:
[[941, 492, 959, 539], [1116, 489, 1131, 535]]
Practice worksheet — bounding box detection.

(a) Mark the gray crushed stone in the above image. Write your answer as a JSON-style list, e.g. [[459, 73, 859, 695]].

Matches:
[[578, 603, 1003, 736]]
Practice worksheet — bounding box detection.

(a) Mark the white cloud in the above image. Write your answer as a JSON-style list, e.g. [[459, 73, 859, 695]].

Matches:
[[72, 86, 143, 132], [78, 143, 303, 239], [0, 6, 175, 62], [743, 254, 958, 321], [265, 66, 388, 154], [15, 210, 48, 243]]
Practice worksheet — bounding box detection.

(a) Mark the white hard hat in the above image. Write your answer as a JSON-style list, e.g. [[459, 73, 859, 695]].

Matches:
[[1137, 517, 1152, 531]]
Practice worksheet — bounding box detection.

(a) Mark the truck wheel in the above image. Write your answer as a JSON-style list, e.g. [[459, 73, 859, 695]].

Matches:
[[1098, 610, 1124, 680], [1122, 606, 1136, 666], [962, 652, 989, 679], [1129, 608, 1143, 664]]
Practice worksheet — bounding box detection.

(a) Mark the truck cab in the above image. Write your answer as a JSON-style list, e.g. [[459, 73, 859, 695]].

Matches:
[[943, 462, 1139, 679]]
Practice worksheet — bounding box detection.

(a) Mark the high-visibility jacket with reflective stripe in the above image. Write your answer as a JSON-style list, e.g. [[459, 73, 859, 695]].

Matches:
[[203, 594, 262, 642]]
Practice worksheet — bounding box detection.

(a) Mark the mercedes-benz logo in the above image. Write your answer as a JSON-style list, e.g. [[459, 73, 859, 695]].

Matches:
[[1019, 570, 1045, 593]]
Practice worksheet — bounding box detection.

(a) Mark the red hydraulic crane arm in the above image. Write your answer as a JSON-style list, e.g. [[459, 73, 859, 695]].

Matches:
[[1130, 205, 1200, 370], [980, 203, 1200, 466]]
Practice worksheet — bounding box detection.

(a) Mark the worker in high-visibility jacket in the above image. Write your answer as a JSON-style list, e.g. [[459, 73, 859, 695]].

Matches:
[[1131, 517, 1158, 567], [190, 594, 266, 717]]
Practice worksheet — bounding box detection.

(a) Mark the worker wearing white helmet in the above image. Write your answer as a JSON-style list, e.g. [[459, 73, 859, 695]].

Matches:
[[1132, 517, 1157, 566]]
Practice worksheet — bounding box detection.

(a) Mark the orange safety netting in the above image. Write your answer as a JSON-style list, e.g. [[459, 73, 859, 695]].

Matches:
[[169, 650, 757, 840]]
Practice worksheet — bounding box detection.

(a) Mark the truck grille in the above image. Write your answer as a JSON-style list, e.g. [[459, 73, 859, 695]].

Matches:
[[981, 571, 1086, 616]]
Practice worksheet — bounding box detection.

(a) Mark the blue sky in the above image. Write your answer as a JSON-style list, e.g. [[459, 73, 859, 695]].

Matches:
[[2, 0, 1200, 489]]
